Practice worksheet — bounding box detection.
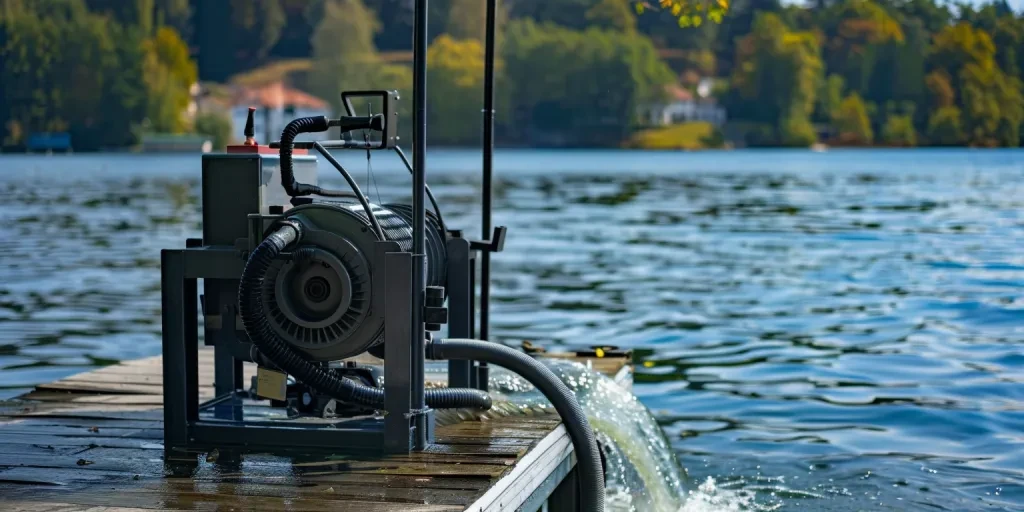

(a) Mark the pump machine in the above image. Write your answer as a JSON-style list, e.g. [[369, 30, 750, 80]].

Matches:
[[159, 2, 606, 510]]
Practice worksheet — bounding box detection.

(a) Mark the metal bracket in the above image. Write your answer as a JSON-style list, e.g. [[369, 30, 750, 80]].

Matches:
[[470, 226, 507, 253]]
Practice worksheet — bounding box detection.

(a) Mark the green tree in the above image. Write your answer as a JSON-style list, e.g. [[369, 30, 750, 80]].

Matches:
[[815, 73, 845, 123], [446, 0, 509, 41], [142, 26, 198, 133], [309, 0, 382, 102], [819, 0, 904, 96], [0, 0, 195, 149], [832, 92, 873, 144], [427, 35, 486, 144], [929, 22, 1024, 147], [881, 112, 916, 146], [727, 12, 822, 146], [927, 106, 964, 146], [194, 110, 234, 149], [587, 0, 636, 32], [501, 19, 673, 146]]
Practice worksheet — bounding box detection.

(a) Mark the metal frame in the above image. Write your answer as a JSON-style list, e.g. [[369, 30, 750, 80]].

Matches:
[[160, 239, 432, 458]]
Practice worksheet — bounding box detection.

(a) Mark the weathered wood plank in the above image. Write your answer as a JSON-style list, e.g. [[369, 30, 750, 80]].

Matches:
[[0, 346, 631, 511]]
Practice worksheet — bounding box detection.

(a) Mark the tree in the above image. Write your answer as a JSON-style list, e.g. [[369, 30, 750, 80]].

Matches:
[[0, 0, 195, 149], [309, 0, 382, 103], [815, 73, 845, 123], [142, 26, 198, 133], [881, 112, 916, 146], [446, 0, 508, 40], [587, 0, 637, 33], [194, 110, 234, 149], [929, 22, 1024, 147], [818, 0, 904, 97], [927, 106, 964, 145], [230, 0, 286, 63], [727, 12, 822, 146], [501, 19, 673, 146], [832, 92, 873, 144], [427, 35, 486, 144]]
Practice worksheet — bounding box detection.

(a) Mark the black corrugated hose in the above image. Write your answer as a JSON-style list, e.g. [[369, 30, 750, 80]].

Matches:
[[237, 222, 492, 411], [278, 116, 353, 198], [427, 338, 606, 512]]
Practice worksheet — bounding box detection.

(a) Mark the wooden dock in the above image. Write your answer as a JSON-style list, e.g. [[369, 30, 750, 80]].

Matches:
[[0, 349, 628, 511]]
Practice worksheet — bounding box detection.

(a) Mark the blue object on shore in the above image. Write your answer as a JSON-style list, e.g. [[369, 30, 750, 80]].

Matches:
[[26, 132, 72, 152]]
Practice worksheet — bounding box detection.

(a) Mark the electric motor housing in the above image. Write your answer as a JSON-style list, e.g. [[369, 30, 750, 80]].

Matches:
[[258, 201, 446, 362]]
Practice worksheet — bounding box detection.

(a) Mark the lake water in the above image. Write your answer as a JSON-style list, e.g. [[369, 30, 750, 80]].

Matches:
[[0, 148, 1022, 511]]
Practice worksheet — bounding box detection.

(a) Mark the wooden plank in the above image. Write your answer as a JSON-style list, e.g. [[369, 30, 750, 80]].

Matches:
[[0, 345, 636, 511], [464, 426, 573, 512]]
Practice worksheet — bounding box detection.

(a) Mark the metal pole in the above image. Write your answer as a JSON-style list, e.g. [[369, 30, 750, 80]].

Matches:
[[411, 0, 429, 450], [478, 0, 497, 391]]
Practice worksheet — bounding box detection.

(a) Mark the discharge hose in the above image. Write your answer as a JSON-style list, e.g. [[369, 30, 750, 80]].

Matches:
[[238, 223, 492, 411], [427, 338, 606, 512]]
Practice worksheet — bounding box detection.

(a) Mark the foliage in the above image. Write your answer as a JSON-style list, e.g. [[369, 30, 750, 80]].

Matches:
[[445, 0, 509, 41], [727, 12, 822, 146], [624, 121, 722, 149], [634, 0, 731, 27], [427, 36, 487, 145], [832, 92, 873, 145], [927, 106, 964, 146], [929, 22, 1024, 147], [193, 110, 234, 149], [0, 0, 195, 150], [881, 112, 916, 146], [501, 19, 674, 146], [143, 26, 197, 133], [308, 0, 382, 104]]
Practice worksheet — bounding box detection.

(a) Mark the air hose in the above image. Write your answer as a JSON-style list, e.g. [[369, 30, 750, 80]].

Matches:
[[427, 338, 606, 512], [278, 116, 353, 199], [238, 223, 492, 411]]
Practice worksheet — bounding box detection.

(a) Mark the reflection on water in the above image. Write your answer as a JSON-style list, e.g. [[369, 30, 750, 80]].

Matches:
[[1, 149, 1023, 510]]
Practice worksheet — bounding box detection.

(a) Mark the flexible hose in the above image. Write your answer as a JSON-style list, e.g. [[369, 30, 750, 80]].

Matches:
[[426, 338, 605, 512], [238, 223, 492, 411], [279, 116, 329, 197]]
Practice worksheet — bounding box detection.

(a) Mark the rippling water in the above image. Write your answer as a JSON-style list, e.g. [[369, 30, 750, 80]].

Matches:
[[1, 149, 1022, 510]]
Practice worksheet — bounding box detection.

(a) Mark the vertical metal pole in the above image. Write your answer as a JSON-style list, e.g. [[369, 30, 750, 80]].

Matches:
[[446, 238, 473, 388], [478, 0, 498, 392], [411, 0, 429, 450], [384, 251, 414, 454], [161, 250, 188, 457]]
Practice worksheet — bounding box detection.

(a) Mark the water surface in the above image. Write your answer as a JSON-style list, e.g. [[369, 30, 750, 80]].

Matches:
[[0, 148, 1021, 510]]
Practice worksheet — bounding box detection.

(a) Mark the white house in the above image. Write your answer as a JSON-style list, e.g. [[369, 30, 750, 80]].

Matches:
[[645, 83, 727, 127], [225, 81, 332, 144]]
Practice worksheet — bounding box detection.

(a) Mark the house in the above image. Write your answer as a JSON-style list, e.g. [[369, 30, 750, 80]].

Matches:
[[194, 81, 332, 144], [645, 83, 727, 128], [227, 82, 332, 144]]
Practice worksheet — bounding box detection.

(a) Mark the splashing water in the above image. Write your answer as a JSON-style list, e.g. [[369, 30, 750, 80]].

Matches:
[[469, 358, 782, 512], [483, 358, 685, 511]]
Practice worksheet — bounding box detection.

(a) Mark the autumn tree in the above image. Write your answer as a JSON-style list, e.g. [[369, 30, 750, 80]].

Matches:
[[929, 22, 1023, 146], [427, 36, 487, 145], [832, 92, 873, 144], [728, 12, 822, 146]]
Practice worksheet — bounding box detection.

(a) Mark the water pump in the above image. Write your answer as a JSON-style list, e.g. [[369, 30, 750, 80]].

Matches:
[[160, 31, 605, 509]]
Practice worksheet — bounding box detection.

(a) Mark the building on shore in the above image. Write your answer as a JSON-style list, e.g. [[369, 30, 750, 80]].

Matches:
[[195, 81, 331, 145], [644, 83, 727, 128]]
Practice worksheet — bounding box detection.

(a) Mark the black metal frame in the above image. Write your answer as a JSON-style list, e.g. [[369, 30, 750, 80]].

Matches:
[[161, 0, 504, 458], [160, 239, 433, 458]]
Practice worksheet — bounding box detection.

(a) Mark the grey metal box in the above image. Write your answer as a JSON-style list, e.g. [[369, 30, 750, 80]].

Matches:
[[201, 153, 318, 246]]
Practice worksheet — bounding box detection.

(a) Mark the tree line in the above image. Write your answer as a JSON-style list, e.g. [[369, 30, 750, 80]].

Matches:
[[0, 0, 200, 150], [2, 0, 1024, 149]]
